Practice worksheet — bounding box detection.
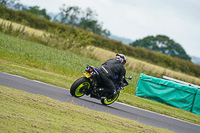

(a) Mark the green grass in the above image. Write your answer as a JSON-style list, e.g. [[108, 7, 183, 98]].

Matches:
[[0, 32, 101, 77], [0, 59, 74, 88], [0, 85, 172, 133], [0, 32, 200, 126]]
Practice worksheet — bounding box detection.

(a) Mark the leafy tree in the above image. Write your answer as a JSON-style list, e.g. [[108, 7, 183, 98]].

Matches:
[[13, 2, 23, 10], [0, 0, 9, 5], [0, 0, 23, 11], [55, 5, 110, 36], [23, 6, 51, 20], [79, 8, 110, 36], [0, 0, 18, 6], [56, 5, 80, 27], [130, 35, 191, 61]]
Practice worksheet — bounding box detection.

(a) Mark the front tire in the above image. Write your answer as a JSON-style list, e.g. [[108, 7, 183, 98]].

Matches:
[[101, 93, 119, 105], [70, 77, 90, 97]]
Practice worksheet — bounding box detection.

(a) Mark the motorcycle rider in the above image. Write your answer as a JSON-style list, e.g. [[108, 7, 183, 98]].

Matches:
[[97, 54, 126, 98]]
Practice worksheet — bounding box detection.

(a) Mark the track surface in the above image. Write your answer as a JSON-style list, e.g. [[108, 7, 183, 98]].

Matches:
[[0, 71, 200, 133]]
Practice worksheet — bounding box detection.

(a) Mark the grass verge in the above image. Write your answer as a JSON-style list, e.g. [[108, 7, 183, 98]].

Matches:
[[0, 85, 173, 133]]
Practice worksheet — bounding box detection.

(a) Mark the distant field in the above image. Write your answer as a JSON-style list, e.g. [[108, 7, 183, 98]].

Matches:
[[88, 46, 200, 86], [1, 32, 200, 125], [0, 18, 44, 36]]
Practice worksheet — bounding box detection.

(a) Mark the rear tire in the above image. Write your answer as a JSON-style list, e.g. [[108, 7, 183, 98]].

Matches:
[[101, 93, 119, 105], [70, 77, 90, 97]]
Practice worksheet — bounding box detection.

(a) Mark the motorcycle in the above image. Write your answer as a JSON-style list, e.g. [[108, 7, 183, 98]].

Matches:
[[70, 65, 132, 105]]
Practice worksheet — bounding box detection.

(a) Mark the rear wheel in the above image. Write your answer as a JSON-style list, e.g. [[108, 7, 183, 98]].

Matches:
[[101, 93, 119, 105], [70, 77, 90, 97]]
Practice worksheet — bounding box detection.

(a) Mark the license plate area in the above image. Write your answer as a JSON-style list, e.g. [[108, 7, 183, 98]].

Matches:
[[84, 72, 91, 78]]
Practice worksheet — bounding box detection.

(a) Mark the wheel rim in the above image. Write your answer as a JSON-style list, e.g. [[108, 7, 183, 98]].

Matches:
[[103, 93, 119, 105], [75, 82, 90, 97]]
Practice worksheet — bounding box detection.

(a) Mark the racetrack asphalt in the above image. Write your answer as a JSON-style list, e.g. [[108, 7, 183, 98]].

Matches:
[[0, 71, 200, 133]]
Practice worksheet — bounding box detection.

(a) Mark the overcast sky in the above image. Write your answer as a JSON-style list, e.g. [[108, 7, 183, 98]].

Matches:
[[19, 0, 200, 58]]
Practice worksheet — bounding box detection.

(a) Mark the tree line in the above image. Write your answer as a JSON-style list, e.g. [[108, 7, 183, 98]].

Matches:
[[0, 0, 110, 36]]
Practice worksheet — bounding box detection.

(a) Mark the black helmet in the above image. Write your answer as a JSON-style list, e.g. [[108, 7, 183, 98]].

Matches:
[[116, 54, 126, 65]]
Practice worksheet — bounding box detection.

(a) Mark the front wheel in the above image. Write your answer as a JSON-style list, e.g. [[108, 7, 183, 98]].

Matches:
[[101, 93, 119, 105], [70, 77, 90, 97]]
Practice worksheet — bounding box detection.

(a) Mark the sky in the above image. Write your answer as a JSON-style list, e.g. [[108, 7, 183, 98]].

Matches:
[[19, 0, 200, 58]]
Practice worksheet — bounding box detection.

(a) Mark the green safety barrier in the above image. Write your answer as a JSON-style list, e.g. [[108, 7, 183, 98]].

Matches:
[[135, 73, 200, 115], [192, 89, 200, 115]]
